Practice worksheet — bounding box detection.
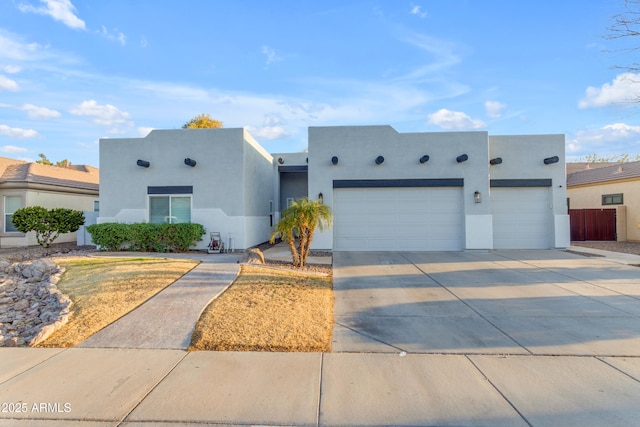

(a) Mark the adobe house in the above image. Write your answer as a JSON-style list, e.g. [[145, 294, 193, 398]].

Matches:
[[98, 126, 569, 251]]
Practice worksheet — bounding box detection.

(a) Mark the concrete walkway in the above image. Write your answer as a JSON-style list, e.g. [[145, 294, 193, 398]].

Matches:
[[2, 247, 640, 425], [78, 252, 241, 349]]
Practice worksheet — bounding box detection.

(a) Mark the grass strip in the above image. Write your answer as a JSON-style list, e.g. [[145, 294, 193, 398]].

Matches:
[[190, 265, 333, 352], [38, 257, 199, 347]]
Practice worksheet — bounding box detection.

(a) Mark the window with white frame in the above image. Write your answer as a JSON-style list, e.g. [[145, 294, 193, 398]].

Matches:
[[149, 195, 191, 224], [4, 195, 22, 232]]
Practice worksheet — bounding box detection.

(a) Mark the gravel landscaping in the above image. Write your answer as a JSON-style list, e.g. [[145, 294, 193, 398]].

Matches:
[[572, 241, 640, 256]]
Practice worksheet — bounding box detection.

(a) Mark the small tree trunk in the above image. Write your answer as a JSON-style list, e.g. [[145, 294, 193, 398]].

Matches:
[[303, 228, 315, 264], [286, 232, 300, 267], [298, 228, 310, 267]]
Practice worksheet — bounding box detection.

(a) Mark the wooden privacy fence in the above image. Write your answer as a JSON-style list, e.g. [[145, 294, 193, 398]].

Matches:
[[569, 208, 616, 241]]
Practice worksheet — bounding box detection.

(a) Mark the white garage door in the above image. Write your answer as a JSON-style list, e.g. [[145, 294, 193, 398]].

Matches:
[[333, 187, 463, 251], [491, 187, 551, 249]]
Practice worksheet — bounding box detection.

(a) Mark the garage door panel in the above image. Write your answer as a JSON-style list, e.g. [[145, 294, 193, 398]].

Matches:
[[334, 188, 463, 251], [491, 188, 550, 249]]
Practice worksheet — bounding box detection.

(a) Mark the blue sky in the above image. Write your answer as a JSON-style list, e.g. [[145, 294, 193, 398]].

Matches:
[[0, 0, 638, 167]]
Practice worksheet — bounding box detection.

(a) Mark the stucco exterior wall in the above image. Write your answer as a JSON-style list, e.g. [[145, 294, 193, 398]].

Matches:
[[489, 134, 569, 248], [568, 179, 640, 242], [308, 126, 491, 250], [0, 189, 98, 247], [99, 128, 274, 250]]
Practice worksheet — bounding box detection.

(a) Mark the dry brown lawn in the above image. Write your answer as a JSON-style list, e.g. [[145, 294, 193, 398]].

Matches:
[[38, 257, 199, 347], [190, 265, 334, 352]]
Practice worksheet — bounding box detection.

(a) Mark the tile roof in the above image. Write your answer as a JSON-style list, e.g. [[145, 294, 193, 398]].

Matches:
[[0, 161, 99, 191], [566, 162, 618, 175], [567, 160, 640, 186]]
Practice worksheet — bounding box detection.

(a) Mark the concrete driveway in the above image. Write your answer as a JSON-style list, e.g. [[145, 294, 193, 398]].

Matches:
[[332, 250, 640, 355]]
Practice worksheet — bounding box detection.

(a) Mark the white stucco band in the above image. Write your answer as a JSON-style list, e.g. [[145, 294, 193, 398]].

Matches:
[[465, 215, 493, 250]]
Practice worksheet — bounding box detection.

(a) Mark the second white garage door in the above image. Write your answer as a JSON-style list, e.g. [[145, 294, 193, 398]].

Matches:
[[491, 187, 551, 249], [333, 187, 464, 251]]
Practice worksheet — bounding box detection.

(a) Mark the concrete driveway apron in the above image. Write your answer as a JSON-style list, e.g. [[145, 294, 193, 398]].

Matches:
[[332, 250, 640, 356]]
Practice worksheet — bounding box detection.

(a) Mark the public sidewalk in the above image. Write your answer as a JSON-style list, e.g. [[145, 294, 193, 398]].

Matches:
[[1, 348, 640, 426]]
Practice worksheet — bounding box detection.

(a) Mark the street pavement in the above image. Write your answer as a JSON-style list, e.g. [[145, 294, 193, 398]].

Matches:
[[0, 247, 639, 426]]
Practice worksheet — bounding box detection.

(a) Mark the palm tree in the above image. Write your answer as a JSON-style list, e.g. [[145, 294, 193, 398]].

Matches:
[[270, 197, 332, 267]]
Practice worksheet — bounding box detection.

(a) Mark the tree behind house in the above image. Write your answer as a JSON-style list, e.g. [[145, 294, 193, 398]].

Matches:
[[182, 113, 223, 129]]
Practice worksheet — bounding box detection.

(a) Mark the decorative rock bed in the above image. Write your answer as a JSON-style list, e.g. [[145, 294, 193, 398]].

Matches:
[[0, 258, 70, 347]]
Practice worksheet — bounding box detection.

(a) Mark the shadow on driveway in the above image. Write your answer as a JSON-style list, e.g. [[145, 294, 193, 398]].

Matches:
[[332, 250, 640, 356]]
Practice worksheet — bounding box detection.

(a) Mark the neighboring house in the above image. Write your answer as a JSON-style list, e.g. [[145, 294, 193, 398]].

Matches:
[[567, 160, 640, 242], [0, 157, 99, 247], [99, 126, 569, 251]]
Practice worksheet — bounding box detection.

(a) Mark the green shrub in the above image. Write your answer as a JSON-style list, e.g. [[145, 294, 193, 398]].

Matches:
[[86, 223, 131, 251], [86, 222, 206, 252], [12, 206, 85, 248]]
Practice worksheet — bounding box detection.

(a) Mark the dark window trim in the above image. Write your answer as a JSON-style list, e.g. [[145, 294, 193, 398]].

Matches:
[[278, 165, 308, 172], [490, 179, 552, 187], [147, 186, 193, 195], [333, 178, 464, 189], [602, 193, 623, 205]]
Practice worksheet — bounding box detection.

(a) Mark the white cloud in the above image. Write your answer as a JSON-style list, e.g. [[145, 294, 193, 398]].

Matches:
[[427, 108, 486, 130], [0, 145, 28, 153], [485, 100, 506, 118], [245, 113, 290, 140], [410, 4, 428, 18], [18, 0, 86, 30], [137, 127, 154, 137], [21, 103, 61, 119], [261, 46, 282, 66], [246, 125, 290, 140], [567, 122, 640, 160], [69, 100, 131, 127], [1, 65, 21, 74], [579, 73, 640, 108], [97, 25, 126, 46], [0, 124, 38, 138], [0, 75, 19, 91]]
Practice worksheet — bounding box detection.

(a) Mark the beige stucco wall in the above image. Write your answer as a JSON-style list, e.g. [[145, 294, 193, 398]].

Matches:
[[568, 179, 640, 241], [0, 189, 98, 247]]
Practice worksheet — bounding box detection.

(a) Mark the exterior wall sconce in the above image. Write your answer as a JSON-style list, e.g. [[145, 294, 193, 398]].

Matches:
[[331, 156, 339, 165], [489, 157, 502, 165], [474, 191, 482, 203], [419, 155, 430, 164], [318, 192, 323, 203], [278, 157, 284, 164], [375, 155, 385, 165], [184, 158, 197, 167], [136, 159, 150, 168], [457, 154, 469, 163], [544, 156, 559, 165]]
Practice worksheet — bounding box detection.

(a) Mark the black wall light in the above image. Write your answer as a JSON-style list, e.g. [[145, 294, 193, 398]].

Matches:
[[474, 191, 482, 203], [456, 154, 469, 163], [419, 155, 430, 164], [544, 156, 559, 165], [375, 155, 385, 165], [331, 156, 339, 165], [490, 157, 503, 165], [184, 158, 197, 167], [278, 157, 284, 164], [318, 192, 323, 203], [136, 159, 150, 168]]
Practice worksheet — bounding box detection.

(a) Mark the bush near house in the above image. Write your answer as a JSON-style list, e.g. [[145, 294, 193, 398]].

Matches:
[[11, 206, 85, 248], [87, 222, 206, 252]]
